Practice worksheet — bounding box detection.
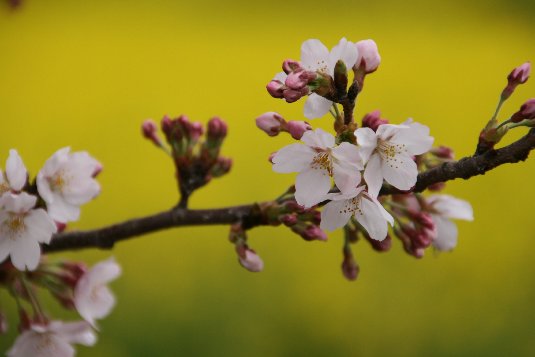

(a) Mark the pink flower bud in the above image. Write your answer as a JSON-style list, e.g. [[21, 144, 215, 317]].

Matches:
[[161, 115, 174, 135], [341, 249, 359, 281], [361, 110, 389, 131], [188, 122, 204, 141], [283, 87, 309, 103], [285, 121, 312, 140], [365, 233, 392, 252], [207, 117, 228, 140], [282, 59, 303, 74], [237, 247, 264, 273], [281, 214, 298, 226], [266, 80, 285, 98], [502, 62, 531, 100], [255, 112, 285, 136], [355, 40, 381, 74], [511, 98, 535, 122], [431, 146, 455, 160], [142, 119, 159, 140], [301, 225, 328, 241]]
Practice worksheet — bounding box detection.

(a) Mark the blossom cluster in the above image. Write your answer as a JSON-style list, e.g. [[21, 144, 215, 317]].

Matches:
[[255, 38, 474, 279], [0, 148, 122, 356]]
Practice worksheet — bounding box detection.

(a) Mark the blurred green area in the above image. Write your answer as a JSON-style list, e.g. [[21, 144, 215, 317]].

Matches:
[[1, 0, 535, 356]]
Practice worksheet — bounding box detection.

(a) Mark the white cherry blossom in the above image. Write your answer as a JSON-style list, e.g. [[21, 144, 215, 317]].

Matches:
[[276, 38, 359, 119], [0, 150, 28, 195], [355, 119, 434, 197], [320, 186, 394, 241], [37, 147, 101, 223], [427, 194, 474, 251], [272, 128, 363, 208], [0, 192, 57, 271], [7, 320, 96, 357], [74, 257, 121, 328]]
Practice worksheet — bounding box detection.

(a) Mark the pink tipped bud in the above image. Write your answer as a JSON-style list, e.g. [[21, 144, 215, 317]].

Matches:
[[365, 233, 392, 252], [281, 214, 298, 226], [237, 247, 264, 273], [362, 110, 388, 131], [285, 70, 315, 90], [283, 87, 309, 103], [341, 249, 359, 281], [511, 98, 535, 122], [355, 40, 381, 74], [188, 122, 204, 141], [207, 117, 228, 140], [431, 146, 455, 160], [282, 59, 303, 74], [161, 115, 174, 135], [301, 225, 328, 241], [285, 121, 312, 140], [502, 62, 531, 100], [142, 119, 159, 140], [255, 112, 285, 136], [266, 80, 285, 98]]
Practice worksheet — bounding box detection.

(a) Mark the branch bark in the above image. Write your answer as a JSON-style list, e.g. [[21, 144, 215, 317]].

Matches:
[[44, 129, 535, 254]]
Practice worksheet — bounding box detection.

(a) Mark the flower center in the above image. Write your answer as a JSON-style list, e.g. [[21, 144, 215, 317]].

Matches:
[[311, 151, 333, 176], [37, 333, 57, 353], [4, 214, 26, 240], [49, 171, 69, 192], [378, 139, 406, 169], [338, 196, 363, 215], [0, 182, 9, 195]]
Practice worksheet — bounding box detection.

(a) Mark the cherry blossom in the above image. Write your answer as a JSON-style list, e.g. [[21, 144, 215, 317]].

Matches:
[[354, 39, 381, 74], [355, 119, 434, 197], [0, 150, 28, 195], [237, 247, 264, 272], [0, 192, 57, 271], [274, 38, 359, 119], [320, 186, 394, 241], [37, 147, 101, 223], [74, 257, 121, 328], [426, 194, 474, 251], [7, 320, 96, 357], [272, 128, 363, 208]]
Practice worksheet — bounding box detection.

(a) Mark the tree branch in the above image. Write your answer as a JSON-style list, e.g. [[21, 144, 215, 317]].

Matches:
[[44, 128, 535, 254]]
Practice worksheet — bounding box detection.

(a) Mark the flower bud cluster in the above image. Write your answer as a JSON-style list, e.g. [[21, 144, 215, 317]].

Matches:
[[266, 60, 317, 103], [255, 112, 312, 140], [145, 115, 232, 205]]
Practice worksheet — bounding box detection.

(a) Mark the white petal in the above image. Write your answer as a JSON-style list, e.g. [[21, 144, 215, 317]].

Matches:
[[428, 195, 474, 221], [47, 199, 81, 223], [63, 179, 100, 206], [300, 39, 329, 70], [363, 153, 383, 198], [332, 144, 362, 194], [301, 128, 335, 149], [88, 257, 122, 284], [10, 237, 41, 271], [295, 168, 331, 208], [328, 37, 358, 75], [354, 127, 377, 163], [273, 71, 287, 82], [355, 196, 390, 241], [7, 330, 74, 357], [376, 123, 406, 141], [272, 144, 315, 173], [0, 236, 12, 263], [390, 121, 434, 155], [0, 192, 36, 214], [40, 147, 71, 177], [6, 150, 27, 191], [53, 321, 97, 347], [36, 173, 55, 203], [25, 209, 57, 244], [432, 215, 458, 251], [381, 154, 418, 191], [320, 199, 353, 231], [303, 94, 333, 119]]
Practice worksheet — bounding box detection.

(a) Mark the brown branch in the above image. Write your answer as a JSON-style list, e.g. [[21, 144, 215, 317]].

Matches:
[[44, 128, 535, 254]]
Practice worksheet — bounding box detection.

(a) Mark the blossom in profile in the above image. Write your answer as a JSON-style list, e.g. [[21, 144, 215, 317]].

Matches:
[[320, 186, 394, 241], [426, 194, 474, 251], [7, 320, 96, 357], [0, 192, 57, 271], [74, 257, 121, 327], [355, 119, 434, 197], [237, 247, 264, 272], [0, 150, 28, 195], [37, 147, 101, 223], [354, 39, 381, 74], [272, 128, 363, 208]]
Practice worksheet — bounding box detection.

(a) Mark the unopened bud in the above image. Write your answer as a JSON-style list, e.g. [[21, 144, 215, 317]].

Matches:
[[236, 246, 264, 273], [362, 110, 388, 131], [511, 98, 535, 123], [300, 225, 328, 241], [355, 40, 381, 74], [207, 117, 228, 140], [211, 157, 232, 177], [365, 233, 392, 252], [284, 121, 311, 140], [188, 122, 204, 142], [142, 119, 161, 143], [281, 214, 298, 226], [333, 60, 348, 96], [266, 80, 285, 98], [256, 112, 285, 136], [161, 115, 173, 135], [282, 59, 303, 74], [502, 62, 531, 100], [285, 71, 310, 90], [431, 146, 454, 160], [341, 248, 359, 281], [283, 87, 309, 103]]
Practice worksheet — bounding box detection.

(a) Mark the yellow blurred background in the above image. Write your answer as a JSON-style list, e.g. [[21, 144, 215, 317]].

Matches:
[[1, 0, 535, 356]]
